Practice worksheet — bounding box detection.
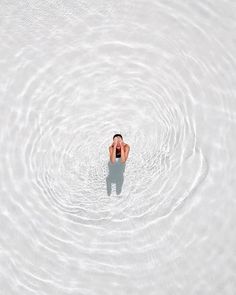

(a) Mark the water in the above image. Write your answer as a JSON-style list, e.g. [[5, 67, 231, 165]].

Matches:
[[0, 1, 235, 294]]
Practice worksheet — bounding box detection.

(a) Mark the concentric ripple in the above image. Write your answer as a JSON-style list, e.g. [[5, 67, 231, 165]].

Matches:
[[0, 0, 235, 294]]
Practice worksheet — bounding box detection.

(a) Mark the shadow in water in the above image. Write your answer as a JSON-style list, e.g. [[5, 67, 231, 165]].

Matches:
[[106, 158, 126, 196]]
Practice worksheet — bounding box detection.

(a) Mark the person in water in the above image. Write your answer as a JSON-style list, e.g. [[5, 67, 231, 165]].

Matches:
[[109, 134, 130, 164]]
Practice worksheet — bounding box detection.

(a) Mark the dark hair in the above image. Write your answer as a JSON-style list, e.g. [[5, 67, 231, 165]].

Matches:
[[113, 133, 123, 140]]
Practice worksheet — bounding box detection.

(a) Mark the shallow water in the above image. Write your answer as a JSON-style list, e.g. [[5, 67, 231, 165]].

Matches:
[[0, 0, 236, 294]]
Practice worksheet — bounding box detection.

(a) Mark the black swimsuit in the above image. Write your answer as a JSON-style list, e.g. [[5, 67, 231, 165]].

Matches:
[[116, 149, 121, 158]]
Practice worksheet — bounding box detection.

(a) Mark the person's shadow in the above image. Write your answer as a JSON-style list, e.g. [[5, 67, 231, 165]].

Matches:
[[106, 159, 126, 196]]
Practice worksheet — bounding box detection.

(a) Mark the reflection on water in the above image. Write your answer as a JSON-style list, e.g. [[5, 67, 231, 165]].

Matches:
[[106, 158, 126, 196]]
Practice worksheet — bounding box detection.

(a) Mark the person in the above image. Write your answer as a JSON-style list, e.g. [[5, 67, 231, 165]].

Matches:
[[109, 134, 130, 164]]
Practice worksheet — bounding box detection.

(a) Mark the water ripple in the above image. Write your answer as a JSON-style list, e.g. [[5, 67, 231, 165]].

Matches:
[[0, 0, 235, 294]]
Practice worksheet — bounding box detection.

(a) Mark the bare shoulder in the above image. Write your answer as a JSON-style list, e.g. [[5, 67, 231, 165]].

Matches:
[[124, 144, 130, 149]]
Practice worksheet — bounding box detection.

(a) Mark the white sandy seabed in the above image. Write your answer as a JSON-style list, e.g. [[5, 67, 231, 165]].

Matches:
[[0, 1, 235, 294]]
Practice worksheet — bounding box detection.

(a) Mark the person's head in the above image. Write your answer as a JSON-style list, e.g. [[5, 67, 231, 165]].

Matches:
[[113, 134, 123, 149]]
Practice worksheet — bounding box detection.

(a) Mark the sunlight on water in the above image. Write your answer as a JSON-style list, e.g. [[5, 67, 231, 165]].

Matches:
[[0, 0, 235, 294]]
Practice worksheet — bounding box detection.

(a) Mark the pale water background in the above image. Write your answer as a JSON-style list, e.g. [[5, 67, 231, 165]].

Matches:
[[0, 0, 236, 294]]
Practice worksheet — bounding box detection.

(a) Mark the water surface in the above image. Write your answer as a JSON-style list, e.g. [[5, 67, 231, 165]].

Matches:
[[0, 0, 235, 294]]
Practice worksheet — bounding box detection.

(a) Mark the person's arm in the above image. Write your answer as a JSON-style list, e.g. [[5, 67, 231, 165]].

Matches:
[[109, 143, 117, 164], [120, 144, 130, 163]]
